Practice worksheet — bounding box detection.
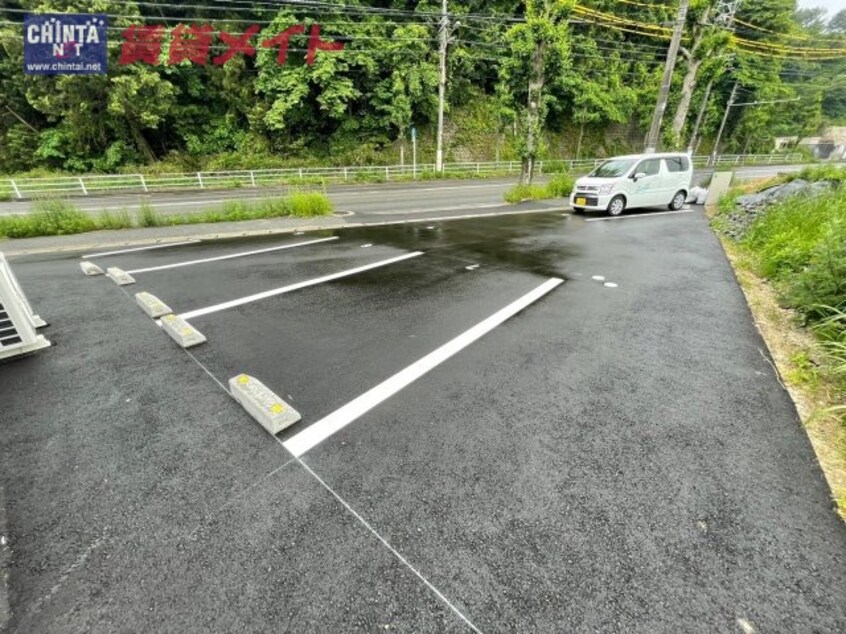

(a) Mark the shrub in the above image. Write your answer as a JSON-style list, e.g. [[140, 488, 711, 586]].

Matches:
[[545, 173, 575, 198]]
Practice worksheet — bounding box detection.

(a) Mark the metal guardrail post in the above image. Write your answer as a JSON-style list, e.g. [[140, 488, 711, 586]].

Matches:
[[138, 174, 148, 192], [9, 179, 22, 200], [385, 166, 389, 181], [78, 177, 88, 195], [250, 171, 256, 187], [298, 168, 303, 179], [343, 168, 348, 181], [197, 172, 204, 188]]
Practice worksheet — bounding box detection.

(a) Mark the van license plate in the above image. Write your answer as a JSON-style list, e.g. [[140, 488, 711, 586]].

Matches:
[[575, 197, 586, 206]]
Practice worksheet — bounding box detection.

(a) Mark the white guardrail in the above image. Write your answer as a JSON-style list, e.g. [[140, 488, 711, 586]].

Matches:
[[0, 154, 806, 200]]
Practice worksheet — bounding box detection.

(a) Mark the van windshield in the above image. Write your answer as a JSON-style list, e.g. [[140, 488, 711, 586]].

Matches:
[[589, 159, 636, 178]]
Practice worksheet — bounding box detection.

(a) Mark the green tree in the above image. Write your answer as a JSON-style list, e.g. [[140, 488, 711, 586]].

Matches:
[[498, 0, 573, 185]]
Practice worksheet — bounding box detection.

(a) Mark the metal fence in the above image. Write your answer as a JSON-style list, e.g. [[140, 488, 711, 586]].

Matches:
[[0, 154, 806, 200]]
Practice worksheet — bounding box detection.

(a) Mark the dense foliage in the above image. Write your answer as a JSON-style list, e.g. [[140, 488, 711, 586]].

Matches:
[[0, 0, 844, 174]]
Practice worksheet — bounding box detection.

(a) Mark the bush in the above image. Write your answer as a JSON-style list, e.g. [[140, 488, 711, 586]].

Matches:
[[545, 173, 575, 198]]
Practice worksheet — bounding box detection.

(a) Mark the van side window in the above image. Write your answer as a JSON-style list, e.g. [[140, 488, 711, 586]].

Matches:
[[664, 156, 690, 172], [636, 159, 661, 176]]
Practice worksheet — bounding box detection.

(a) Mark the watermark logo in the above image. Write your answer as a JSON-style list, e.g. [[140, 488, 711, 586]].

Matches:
[[118, 23, 343, 66], [24, 13, 108, 75]]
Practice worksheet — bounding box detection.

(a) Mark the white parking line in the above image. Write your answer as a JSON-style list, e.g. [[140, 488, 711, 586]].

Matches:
[[179, 251, 424, 321], [82, 240, 200, 259], [126, 237, 338, 274], [584, 209, 694, 222], [282, 277, 564, 457]]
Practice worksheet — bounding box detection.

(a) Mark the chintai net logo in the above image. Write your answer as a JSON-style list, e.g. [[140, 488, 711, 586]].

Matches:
[[24, 14, 108, 75]]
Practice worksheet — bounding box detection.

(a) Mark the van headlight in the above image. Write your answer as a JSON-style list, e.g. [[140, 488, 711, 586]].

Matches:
[[598, 184, 615, 195]]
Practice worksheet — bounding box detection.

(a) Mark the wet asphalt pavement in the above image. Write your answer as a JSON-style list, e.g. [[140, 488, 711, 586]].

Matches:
[[1, 208, 845, 632]]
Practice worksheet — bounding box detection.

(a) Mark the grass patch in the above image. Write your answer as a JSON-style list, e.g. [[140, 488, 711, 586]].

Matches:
[[0, 199, 96, 238], [504, 184, 547, 203], [96, 208, 134, 231], [788, 165, 846, 186], [717, 172, 846, 519], [0, 192, 334, 239], [742, 188, 846, 316], [138, 202, 162, 227], [286, 191, 334, 217], [503, 172, 575, 203]]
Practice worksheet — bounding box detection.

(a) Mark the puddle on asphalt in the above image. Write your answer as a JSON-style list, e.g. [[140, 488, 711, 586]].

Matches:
[[332, 213, 575, 280], [46, 213, 575, 280]]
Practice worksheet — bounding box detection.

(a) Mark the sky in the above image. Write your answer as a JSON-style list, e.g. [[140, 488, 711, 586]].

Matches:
[[797, 0, 842, 17]]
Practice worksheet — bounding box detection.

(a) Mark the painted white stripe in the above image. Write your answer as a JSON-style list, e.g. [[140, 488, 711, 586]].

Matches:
[[283, 277, 564, 457], [82, 240, 200, 259], [179, 251, 424, 321], [585, 209, 694, 222], [126, 237, 338, 274]]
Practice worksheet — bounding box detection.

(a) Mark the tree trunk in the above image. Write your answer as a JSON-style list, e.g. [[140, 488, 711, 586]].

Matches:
[[575, 121, 585, 160], [128, 120, 156, 164], [670, 57, 702, 141], [520, 39, 546, 186]]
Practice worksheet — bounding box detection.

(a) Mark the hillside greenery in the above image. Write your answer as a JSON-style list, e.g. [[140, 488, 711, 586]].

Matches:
[[0, 0, 844, 176]]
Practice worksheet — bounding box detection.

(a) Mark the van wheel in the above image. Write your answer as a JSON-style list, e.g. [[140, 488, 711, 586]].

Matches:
[[607, 196, 626, 217], [669, 191, 687, 211]]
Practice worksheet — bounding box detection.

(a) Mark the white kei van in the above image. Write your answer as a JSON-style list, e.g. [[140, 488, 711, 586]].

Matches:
[[569, 153, 693, 216]]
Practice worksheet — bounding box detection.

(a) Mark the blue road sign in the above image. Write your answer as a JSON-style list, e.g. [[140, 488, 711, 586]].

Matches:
[[24, 14, 108, 75]]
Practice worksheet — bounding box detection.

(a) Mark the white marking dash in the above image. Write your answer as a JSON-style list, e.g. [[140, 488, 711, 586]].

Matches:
[[179, 251, 424, 321], [283, 277, 563, 457], [585, 209, 694, 222], [127, 237, 337, 274]]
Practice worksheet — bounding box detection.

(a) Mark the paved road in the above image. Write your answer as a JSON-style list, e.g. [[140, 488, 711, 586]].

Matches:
[[1, 208, 844, 632], [0, 164, 810, 218]]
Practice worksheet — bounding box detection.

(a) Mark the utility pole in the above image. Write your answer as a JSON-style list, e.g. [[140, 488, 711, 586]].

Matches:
[[709, 85, 801, 164], [644, 0, 689, 153], [435, 0, 448, 173], [686, 80, 713, 154], [710, 81, 738, 165]]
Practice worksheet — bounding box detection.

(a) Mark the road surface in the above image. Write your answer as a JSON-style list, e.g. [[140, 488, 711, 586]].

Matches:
[[1, 207, 844, 632]]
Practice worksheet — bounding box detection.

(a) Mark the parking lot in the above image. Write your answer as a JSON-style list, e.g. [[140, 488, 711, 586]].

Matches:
[[2, 208, 845, 632]]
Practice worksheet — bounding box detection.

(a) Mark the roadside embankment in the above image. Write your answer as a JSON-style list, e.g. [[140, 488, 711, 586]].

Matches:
[[712, 166, 846, 519]]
